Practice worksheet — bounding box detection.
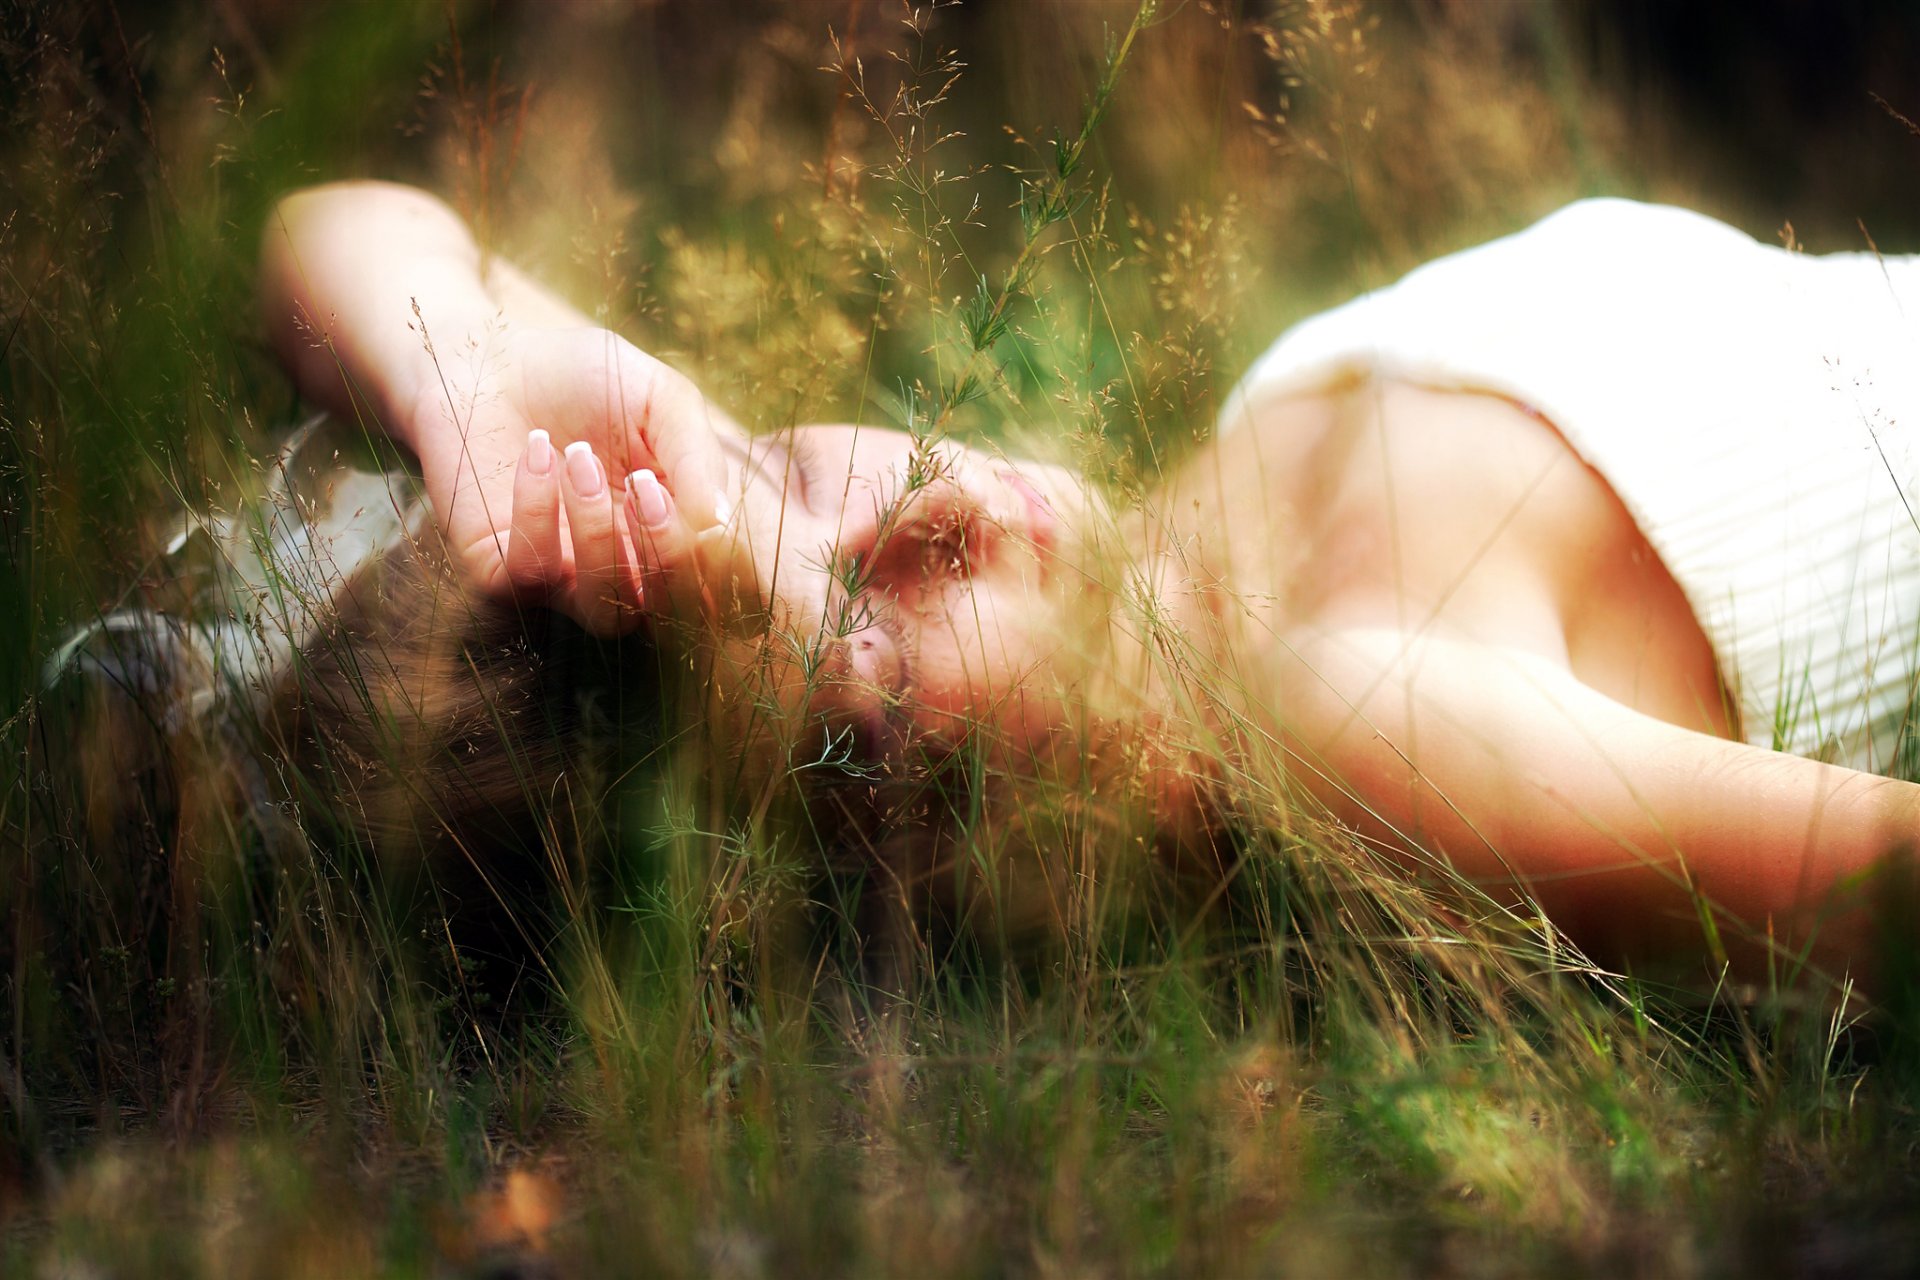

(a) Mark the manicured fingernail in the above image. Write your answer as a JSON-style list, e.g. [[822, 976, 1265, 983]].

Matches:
[[527, 429, 554, 476], [564, 440, 604, 497], [713, 494, 734, 527], [631, 468, 671, 528]]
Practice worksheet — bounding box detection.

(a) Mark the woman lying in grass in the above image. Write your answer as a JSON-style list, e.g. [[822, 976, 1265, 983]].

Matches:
[[177, 180, 1920, 989]]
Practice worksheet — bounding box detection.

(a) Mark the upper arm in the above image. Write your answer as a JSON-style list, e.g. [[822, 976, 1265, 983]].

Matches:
[[259, 182, 492, 425], [259, 182, 481, 334], [1276, 622, 1914, 974], [260, 182, 595, 435]]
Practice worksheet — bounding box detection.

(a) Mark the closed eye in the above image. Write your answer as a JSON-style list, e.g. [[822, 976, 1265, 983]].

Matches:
[[916, 509, 980, 578], [817, 470, 994, 596], [846, 503, 985, 589]]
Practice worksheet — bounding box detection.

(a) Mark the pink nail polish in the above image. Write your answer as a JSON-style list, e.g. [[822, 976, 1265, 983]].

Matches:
[[631, 468, 672, 528], [564, 440, 605, 497], [527, 429, 554, 476]]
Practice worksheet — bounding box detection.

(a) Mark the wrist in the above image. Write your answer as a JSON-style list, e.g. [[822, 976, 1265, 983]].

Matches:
[[393, 316, 536, 460], [361, 253, 512, 448]]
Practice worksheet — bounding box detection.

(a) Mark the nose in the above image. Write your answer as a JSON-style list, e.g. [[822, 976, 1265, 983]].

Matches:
[[996, 467, 1060, 554], [846, 620, 906, 693]]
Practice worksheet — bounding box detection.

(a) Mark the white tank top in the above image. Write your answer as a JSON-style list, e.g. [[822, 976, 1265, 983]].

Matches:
[[1224, 199, 1920, 774]]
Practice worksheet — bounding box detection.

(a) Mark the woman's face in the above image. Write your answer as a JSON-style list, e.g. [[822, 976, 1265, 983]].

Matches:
[[711, 424, 1091, 757]]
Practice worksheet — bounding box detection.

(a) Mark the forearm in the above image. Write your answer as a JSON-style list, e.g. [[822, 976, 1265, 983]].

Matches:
[[1278, 626, 1918, 974], [258, 181, 589, 447]]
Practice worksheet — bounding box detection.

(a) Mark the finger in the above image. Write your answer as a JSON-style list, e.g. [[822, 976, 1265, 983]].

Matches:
[[560, 440, 640, 636], [516, 331, 734, 531], [606, 345, 731, 531], [505, 429, 564, 593], [624, 467, 702, 620]]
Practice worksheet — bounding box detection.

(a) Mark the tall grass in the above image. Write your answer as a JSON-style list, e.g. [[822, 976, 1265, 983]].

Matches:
[[6, 2, 1920, 1276]]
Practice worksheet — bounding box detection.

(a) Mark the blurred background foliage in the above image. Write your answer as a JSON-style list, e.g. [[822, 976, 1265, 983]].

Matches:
[[8, 0, 1920, 676], [6, 1, 1920, 1276]]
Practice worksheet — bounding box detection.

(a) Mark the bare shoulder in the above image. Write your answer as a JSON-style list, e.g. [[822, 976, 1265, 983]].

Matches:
[[1180, 375, 1730, 735], [1187, 377, 1609, 627]]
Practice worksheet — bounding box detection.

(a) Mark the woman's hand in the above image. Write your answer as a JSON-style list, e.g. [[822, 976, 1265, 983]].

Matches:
[[262, 182, 740, 635], [406, 324, 732, 635]]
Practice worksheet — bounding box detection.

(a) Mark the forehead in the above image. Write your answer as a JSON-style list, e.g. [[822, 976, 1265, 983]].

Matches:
[[797, 424, 934, 478]]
